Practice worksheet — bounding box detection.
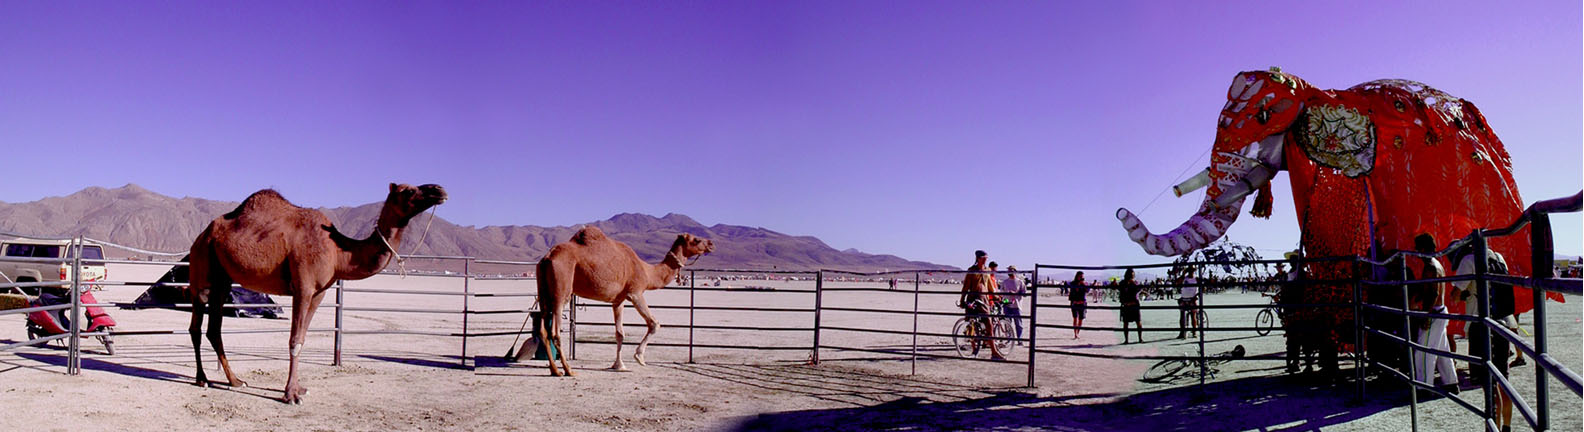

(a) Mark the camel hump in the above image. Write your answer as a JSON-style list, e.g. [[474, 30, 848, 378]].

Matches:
[[572, 226, 607, 245], [224, 189, 293, 220]]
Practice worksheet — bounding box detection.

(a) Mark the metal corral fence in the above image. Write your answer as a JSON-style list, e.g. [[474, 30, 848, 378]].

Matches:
[[1357, 192, 1582, 432], [0, 235, 95, 374], [1030, 256, 1359, 387], [2, 193, 1579, 432]]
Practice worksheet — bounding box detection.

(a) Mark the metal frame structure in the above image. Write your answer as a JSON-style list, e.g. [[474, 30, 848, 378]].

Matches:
[[1357, 192, 1582, 431], [1, 192, 1578, 431]]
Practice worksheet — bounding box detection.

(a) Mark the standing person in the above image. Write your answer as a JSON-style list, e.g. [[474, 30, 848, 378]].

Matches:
[[1118, 269, 1143, 344], [958, 250, 1006, 361], [987, 261, 1002, 303], [1453, 242, 1516, 431], [1068, 271, 1088, 339], [1177, 273, 1201, 339], [1277, 259, 1309, 374], [1002, 266, 1026, 344], [1410, 234, 1458, 394]]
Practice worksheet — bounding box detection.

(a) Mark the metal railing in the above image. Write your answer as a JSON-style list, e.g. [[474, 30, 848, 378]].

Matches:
[[0, 237, 88, 374], [1357, 192, 1582, 432], [2, 193, 1578, 432]]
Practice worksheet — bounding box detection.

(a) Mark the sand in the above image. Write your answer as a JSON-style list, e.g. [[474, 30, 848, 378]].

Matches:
[[0, 262, 1577, 431]]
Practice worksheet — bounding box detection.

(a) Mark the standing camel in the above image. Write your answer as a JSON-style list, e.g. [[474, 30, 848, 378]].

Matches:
[[187, 183, 446, 403], [521, 227, 714, 376]]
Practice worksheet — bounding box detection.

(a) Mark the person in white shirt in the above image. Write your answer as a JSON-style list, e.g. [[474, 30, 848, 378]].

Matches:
[[1452, 243, 1517, 432], [1177, 275, 1201, 339], [1001, 266, 1026, 343]]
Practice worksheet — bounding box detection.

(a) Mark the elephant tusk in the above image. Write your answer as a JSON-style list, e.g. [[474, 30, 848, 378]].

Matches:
[[1173, 169, 1212, 197]]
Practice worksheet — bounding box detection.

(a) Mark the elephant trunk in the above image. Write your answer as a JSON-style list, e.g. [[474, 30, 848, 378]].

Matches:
[[1117, 135, 1285, 256]]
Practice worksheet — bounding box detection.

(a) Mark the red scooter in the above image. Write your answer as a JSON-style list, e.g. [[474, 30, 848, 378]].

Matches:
[[6, 282, 117, 355]]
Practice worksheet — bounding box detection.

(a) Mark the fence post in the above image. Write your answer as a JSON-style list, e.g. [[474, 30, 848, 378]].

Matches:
[[461, 258, 471, 368], [1473, 232, 1494, 427], [334, 280, 343, 366], [1353, 259, 1366, 403], [1197, 285, 1206, 391], [1529, 213, 1553, 431], [1027, 267, 1039, 388], [69, 237, 82, 375], [1401, 259, 1418, 430], [569, 296, 578, 360], [911, 271, 920, 375], [688, 269, 695, 364], [812, 270, 823, 365]]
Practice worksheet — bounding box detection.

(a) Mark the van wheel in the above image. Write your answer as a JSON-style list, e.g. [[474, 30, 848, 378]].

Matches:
[[16, 277, 38, 296]]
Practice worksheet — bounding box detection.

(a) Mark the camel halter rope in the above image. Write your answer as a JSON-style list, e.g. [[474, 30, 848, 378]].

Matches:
[[376, 205, 440, 278]]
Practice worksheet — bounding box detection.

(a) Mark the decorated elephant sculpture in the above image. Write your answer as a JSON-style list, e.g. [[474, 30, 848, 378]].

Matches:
[[1116, 68, 1559, 360]]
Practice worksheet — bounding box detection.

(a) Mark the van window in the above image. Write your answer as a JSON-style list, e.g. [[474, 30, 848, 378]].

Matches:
[[66, 246, 104, 260], [4, 244, 31, 257]]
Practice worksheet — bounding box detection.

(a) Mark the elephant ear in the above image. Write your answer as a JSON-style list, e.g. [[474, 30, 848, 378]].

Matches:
[[1294, 104, 1377, 177]]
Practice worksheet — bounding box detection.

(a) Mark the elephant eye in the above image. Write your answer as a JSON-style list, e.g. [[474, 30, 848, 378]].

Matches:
[[1255, 108, 1270, 124]]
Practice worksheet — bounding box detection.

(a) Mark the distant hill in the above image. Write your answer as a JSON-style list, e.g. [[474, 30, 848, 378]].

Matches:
[[0, 184, 949, 272]]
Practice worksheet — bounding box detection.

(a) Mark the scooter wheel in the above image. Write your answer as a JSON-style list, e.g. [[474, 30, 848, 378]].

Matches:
[[99, 327, 115, 355]]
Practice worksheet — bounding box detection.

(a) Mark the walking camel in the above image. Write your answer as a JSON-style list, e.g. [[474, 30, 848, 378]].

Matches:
[[187, 183, 446, 403], [521, 226, 714, 376]]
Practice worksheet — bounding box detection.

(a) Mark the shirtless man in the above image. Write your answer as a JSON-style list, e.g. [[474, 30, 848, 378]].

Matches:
[[959, 250, 1006, 361]]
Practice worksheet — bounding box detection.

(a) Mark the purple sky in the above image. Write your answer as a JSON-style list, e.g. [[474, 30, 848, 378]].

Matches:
[[1, 1, 1579, 268]]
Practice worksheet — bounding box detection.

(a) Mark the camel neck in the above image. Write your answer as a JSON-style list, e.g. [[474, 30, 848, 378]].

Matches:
[[648, 252, 686, 288], [336, 215, 407, 280]]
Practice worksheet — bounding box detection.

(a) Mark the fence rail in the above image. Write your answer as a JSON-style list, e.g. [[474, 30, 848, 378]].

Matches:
[[2, 192, 1579, 432]]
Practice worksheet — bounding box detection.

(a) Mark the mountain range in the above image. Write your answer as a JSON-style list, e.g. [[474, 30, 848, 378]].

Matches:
[[0, 184, 949, 272]]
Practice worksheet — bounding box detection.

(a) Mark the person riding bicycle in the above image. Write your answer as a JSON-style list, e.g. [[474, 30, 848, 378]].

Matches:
[[959, 250, 1006, 361], [1177, 274, 1201, 339]]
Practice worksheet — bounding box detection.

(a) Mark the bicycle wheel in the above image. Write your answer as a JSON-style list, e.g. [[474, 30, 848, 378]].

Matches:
[[994, 318, 1015, 352], [1141, 359, 1189, 382], [1255, 309, 1275, 336], [1195, 309, 1209, 333], [952, 318, 977, 358]]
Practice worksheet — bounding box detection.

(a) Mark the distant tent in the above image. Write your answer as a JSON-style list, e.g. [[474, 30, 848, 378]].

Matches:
[[129, 255, 283, 319]]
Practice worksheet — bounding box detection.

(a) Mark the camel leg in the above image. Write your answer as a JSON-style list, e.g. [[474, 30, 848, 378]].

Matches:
[[187, 248, 211, 387], [206, 285, 247, 388], [282, 289, 324, 404], [609, 299, 628, 371], [551, 307, 575, 376], [630, 292, 660, 367], [535, 306, 562, 376], [188, 291, 209, 387]]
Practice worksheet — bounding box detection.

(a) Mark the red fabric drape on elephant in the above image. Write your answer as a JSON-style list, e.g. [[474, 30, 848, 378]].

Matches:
[[1349, 82, 1563, 336]]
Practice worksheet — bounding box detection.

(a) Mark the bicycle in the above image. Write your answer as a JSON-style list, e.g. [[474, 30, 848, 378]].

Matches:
[[1254, 292, 1280, 336], [1141, 344, 1245, 383], [1178, 296, 1209, 337], [952, 300, 1014, 358]]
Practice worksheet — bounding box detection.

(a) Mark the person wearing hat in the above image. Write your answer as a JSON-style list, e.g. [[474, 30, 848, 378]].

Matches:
[[959, 250, 1006, 360], [1000, 265, 1026, 344]]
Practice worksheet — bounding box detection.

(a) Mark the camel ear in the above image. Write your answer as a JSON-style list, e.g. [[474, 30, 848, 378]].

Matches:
[[389, 183, 399, 194]]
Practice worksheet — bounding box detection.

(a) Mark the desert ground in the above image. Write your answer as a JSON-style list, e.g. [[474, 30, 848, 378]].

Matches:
[[1, 262, 1578, 431]]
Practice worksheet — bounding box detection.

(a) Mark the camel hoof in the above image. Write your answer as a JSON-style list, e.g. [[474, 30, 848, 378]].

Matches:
[[609, 364, 630, 372], [634, 353, 647, 366], [282, 385, 307, 404], [194, 380, 210, 388], [228, 378, 249, 388]]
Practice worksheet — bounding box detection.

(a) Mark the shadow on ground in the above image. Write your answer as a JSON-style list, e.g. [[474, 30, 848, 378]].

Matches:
[[718, 368, 1407, 432]]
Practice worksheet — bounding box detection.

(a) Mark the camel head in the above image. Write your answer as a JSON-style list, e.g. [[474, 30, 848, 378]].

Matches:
[[671, 233, 715, 262], [384, 183, 448, 226]]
